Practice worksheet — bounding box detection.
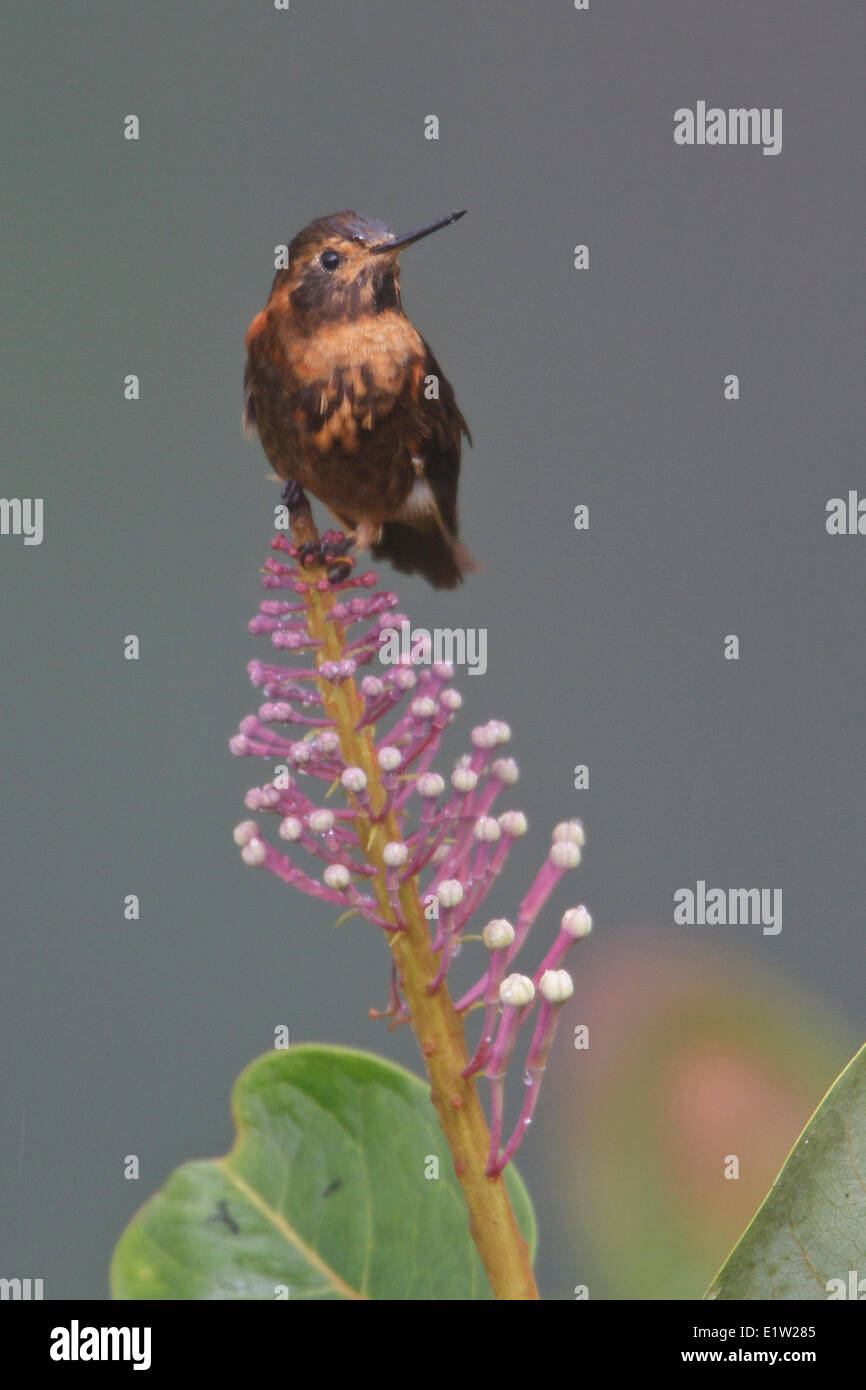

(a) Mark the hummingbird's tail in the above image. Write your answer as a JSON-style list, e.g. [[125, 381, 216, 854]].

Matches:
[[372, 521, 478, 590]]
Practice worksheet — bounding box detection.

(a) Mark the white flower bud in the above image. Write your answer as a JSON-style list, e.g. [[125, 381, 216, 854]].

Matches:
[[278, 817, 303, 841], [473, 816, 501, 844], [440, 688, 462, 711], [498, 810, 527, 837], [377, 746, 402, 772], [553, 819, 585, 847], [308, 810, 335, 834], [499, 973, 535, 1008], [471, 724, 498, 750], [550, 841, 581, 869], [491, 757, 519, 785], [539, 969, 574, 1003], [383, 841, 409, 868], [452, 766, 478, 794], [482, 918, 515, 951], [562, 906, 592, 939], [233, 820, 259, 847], [410, 696, 437, 720], [241, 839, 267, 866], [437, 879, 464, 909], [323, 864, 350, 890], [417, 773, 445, 798], [341, 767, 367, 793], [263, 701, 291, 721]]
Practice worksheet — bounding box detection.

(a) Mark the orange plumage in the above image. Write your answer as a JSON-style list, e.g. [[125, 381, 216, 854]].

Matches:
[[243, 210, 475, 588]]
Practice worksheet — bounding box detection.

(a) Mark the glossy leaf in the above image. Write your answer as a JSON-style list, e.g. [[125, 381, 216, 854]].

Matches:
[[111, 1044, 535, 1300], [707, 1042, 866, 1300]]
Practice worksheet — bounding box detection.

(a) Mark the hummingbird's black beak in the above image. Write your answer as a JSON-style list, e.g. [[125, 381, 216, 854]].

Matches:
[[370, 210, 467, 255]]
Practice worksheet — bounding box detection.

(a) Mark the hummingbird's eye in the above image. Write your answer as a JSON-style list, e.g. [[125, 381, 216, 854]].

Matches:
[[320, 249, 341, 271]]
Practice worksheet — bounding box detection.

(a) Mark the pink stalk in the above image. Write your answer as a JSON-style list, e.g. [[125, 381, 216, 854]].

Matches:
[[463, 919, 515, 1077], [492, 970, 574, 1174], [484, 975, 536, 1176]]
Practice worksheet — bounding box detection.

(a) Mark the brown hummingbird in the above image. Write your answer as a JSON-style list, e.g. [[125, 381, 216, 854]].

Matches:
[[243, 209, 476, 588]]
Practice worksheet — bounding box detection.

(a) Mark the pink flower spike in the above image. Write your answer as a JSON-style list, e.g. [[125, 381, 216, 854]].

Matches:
[[368, 961, 408, 1024], [453, 836, 584, 1016], [340, 766, 373, 817], [322, 863, 395, 930], [428, 880, 465, 993], [463, 919, 515, 1077], [253, 843, 354, 905], [371, 745, 402, 821], [533, 906, 593, 983], [382, 841, 410, 928], [494, 969, 574, 1174], [404, 772, 446, 874], [484, 974, 536, 1176]]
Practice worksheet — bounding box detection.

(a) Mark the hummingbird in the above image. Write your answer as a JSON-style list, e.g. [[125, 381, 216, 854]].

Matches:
[[243, 209, 476, 588]]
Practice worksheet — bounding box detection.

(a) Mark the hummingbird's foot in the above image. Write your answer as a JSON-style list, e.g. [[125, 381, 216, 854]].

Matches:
[[296, 530, 356, 585], [320, 532, 355, 559], [280, 478, 307, 513], [281, 478, 319, 550]]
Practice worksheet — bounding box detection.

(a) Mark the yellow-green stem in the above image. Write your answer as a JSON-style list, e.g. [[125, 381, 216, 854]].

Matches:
[[301, 564, 538, 1300]]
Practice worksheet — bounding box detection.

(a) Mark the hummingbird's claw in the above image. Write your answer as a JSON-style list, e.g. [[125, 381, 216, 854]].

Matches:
[[296, 531, 356, 586], [281, 478, 307, 512], [327, 560, 354, 585]]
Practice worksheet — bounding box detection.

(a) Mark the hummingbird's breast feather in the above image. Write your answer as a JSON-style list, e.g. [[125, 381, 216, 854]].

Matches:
[[245, 303, 431, 519]]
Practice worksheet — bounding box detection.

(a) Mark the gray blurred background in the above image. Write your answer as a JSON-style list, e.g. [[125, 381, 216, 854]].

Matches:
[[2, 1, 863, 1300]]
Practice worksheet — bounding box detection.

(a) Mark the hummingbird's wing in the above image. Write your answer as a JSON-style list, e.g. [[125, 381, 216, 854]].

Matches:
[[370, 342, 476, 588], [242, 364, 258, 439], [409, 342, 471, 538]]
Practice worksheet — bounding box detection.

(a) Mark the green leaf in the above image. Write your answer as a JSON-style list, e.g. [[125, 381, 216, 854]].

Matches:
[[111, 1044, 536, 1300], [707, 1041, 866, 1300]]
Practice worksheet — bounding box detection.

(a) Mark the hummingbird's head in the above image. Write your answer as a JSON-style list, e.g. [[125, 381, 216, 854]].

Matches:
[[279, 209, 466, 328]]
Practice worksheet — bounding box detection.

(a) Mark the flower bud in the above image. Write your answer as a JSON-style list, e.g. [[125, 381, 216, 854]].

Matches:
[[562, 906, 592, 939], [553, 819, 585, 847], [499, 974, 535, 1008], [233, 820, 259, 847], [483, 918, 515, 951], [383, 841, 409, 868], [417, 773, 445, 798], [549, 841, 581, 869], [437, 879, 465, 909], [539, 969, 574, 1003]]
